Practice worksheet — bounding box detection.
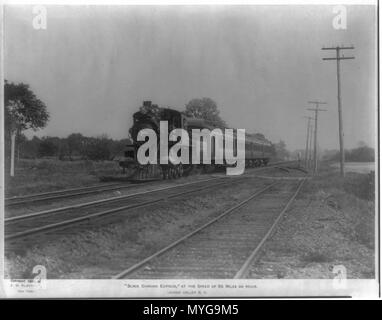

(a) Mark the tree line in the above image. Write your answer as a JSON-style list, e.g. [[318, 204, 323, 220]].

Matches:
[[4, 80, 286, 176], [325, 145, 375, 162], [14, 133, 131, 161]]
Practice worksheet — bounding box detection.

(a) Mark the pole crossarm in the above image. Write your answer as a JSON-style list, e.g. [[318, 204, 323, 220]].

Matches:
[[307, 108, 327, 112], [322, 46, 355, 50], [323, 57, 355, 60], [308, 101, 327, 105]]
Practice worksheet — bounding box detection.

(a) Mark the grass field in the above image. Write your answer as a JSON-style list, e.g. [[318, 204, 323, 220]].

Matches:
[[5, 158, 124, 197]]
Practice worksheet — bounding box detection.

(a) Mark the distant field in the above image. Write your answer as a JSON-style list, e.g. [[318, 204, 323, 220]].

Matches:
[[330, 162, 375, 174], [5, 159, 124, 197]]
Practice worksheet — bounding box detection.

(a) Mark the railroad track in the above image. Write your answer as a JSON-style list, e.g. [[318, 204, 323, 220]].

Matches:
[[5, 182, 135, 207], [113, 178, 306, 279], [5, 161, 296, 208], [5, 176, 255, 241]]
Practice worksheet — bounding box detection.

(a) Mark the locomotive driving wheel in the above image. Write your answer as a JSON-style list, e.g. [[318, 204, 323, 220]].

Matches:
[[161, 166, 169, 180], [168, 167, 175, 179], [178, 164, 183, 178]]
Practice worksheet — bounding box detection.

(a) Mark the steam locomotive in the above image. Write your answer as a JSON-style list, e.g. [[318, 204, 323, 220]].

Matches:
[[119, 101, 275, 179]]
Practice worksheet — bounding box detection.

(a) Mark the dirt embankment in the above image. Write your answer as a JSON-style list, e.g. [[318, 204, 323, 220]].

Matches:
[[249, 164, 375, 279], [5, 162, 375, 279], [5, 178, 271, 279]]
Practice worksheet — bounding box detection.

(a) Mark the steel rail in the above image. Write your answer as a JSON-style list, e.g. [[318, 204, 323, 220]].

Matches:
[[6, 177, 249, 240], [5, 183, 135, 207], [234, 178, 306, 279], [112, 181, 278, 279], [5, 177, 225, 223], [6, 161, 293, 223], [5, 161, 293, 206], [5, 182, 120, 201]]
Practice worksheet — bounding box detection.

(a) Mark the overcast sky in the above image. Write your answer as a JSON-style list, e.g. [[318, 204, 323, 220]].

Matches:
[[4, 4, 377, 151]]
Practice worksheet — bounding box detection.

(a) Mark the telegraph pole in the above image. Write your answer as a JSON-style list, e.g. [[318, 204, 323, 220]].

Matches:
[[322, 45, 355, 177], [309, 123, 314, 169], [303, 116, 314, 168], [307, 101, 327, 174]]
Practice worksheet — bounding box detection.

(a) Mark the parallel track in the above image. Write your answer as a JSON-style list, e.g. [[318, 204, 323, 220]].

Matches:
[[5, 182, 133, 207], [5, 176, 253, 241], [5, 161, 296, 208], [114, 178, 305, 279]]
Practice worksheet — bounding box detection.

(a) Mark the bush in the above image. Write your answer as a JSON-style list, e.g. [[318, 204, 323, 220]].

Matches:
[[7, 134, 131, 162], [38, 139, 58, 157], [343, 172, 375, 201], [330, 146, 375, 162], [83, 137, 112, 161]]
